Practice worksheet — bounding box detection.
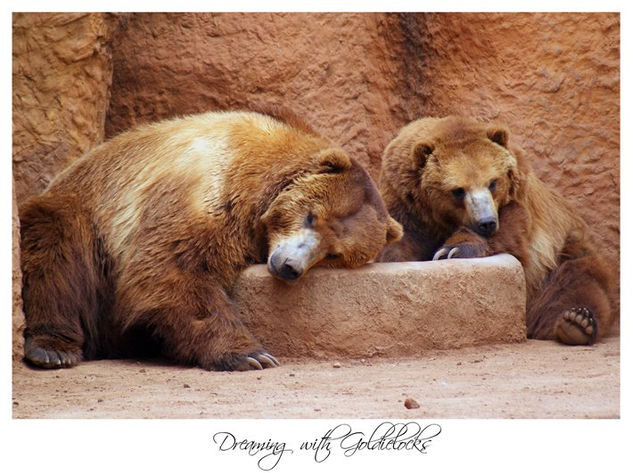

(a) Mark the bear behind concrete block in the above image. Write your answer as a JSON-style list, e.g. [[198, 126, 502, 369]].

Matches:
[[379, 116, 614, 346], [20, 109, 402, 371]]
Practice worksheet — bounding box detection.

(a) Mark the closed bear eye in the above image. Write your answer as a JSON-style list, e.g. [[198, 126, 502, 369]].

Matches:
[[304, 212, 316, 227], [325, 253, 342, 260], [451, 187, 466, 200], [489, 179, 497, 192]]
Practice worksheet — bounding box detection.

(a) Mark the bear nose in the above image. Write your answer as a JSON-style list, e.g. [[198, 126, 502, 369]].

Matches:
[[277, 259, 303, 281], [477, 218, 498, 237]]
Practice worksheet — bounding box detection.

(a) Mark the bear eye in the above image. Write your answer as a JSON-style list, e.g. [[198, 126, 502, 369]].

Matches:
[[451, 187, 466, 200], [325, 253, 342, 260], [305, 212, 316, 227], [489, 180, 497, 192]]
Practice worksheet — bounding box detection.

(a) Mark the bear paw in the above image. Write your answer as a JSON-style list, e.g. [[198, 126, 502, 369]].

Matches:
[[24, 336, 82, 369], [214, 349, 280, 371], [555, 307, 598, 345], [433, 242, 487, 260]]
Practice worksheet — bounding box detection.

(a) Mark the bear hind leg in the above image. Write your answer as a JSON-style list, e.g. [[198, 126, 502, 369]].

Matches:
[[527, 255, 613, 345], [20, 197, 100, 368]]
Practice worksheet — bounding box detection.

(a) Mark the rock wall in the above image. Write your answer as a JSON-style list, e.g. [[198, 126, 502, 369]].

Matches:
[[12, 182, 25, 361], [12, 12, 114, 204]]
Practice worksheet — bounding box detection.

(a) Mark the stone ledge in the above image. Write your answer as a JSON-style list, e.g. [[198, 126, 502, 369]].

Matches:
[[232, 254, 527, 359]]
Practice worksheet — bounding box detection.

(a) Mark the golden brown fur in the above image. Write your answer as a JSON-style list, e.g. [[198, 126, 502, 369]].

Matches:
[[379, 116, 614, 345], [20, 110, 402, 371]]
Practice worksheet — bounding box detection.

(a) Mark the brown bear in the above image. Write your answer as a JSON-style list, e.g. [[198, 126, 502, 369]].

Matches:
[[378, 116, 614, 346], [19, 108, 403, 371]]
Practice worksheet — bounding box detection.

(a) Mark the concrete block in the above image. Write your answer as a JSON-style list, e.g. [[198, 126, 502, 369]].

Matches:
[[232, 254, 527, 359]]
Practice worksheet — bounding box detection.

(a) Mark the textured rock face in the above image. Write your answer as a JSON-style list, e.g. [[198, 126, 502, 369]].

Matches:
[[232, 255, 527, 358], [12, 182, 25, 361], [12, 12, 113, 203]]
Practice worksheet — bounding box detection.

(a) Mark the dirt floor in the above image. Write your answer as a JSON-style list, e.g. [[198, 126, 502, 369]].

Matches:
[[12, 335, 619, 419]]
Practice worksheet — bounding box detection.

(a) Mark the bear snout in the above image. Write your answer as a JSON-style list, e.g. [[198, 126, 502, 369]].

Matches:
[[267, 229, 321, 281], [465, 189, 498, 238], [269, 255, 304, 281], [476, 217, 498, 237], [278, 260, 303, 280]]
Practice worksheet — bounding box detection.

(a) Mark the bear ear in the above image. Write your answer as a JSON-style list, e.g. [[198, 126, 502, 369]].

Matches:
[[315, 149, 353, 174], [487, 126, 509, 148], [412, 142, 434, 168], [385, 216, 403, 244]]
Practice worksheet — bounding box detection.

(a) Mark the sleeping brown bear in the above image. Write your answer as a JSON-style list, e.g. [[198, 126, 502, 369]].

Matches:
[[379, 116, 614, 346], [19, 109, 403, 371]]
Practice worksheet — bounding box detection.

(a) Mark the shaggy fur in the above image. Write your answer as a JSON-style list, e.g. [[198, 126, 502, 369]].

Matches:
[[20, 110, 402, 371], [378, 116, 614, 345]]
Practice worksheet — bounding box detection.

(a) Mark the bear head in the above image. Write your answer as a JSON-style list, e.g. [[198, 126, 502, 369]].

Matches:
[[261, 148, 403, 281], [382, 116, 524, 238]]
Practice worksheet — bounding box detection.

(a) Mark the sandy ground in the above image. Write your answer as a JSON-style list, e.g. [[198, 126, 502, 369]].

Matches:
[[12, 335, 619, 419]]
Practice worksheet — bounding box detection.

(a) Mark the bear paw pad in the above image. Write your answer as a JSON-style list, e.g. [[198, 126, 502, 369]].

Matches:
[[555, 307, 598, 345]]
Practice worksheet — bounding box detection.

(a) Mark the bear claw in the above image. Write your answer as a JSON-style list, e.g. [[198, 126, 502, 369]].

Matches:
[[257, 352, 280, 368], [555, 307, 597, 345], [433, 245, 473, 260], [433, 247, 451, 260], [247, 357, 264, 370], [243, 351, 280, 370], [247, 353, 280, 370], [218, 350, 280, 371]]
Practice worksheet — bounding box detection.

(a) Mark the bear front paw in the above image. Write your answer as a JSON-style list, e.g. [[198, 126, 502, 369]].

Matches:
[[24, 336, 82, 369], [214, 349, 280, 371], [555, 307, 598, 345], [433, 242, 488, 260]]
